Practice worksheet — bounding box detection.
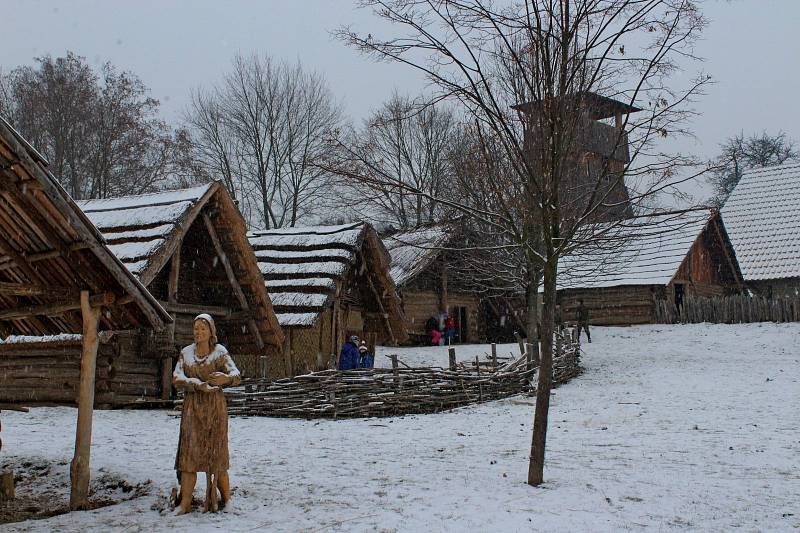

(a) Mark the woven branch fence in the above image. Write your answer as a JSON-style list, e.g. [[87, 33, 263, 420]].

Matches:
[[655, 294, 800, 324], [224, 331, 582, 419]]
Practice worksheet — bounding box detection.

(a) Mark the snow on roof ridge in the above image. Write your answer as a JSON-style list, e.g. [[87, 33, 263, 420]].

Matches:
[[249, 221, 363, 237], [78, 182, 215, 212]]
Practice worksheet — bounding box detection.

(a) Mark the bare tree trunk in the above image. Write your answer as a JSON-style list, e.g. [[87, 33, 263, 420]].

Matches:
[[528, 257, 556, 486], [526, 265, 541, 342]]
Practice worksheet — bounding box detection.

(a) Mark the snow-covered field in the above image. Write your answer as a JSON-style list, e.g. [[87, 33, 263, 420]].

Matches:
[[2, 323, 798, 532]]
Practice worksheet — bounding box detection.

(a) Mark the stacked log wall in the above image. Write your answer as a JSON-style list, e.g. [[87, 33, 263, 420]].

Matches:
[[399, 290, 481, 343], [0, 334, 161, 406], [558, 285, 661, 325]]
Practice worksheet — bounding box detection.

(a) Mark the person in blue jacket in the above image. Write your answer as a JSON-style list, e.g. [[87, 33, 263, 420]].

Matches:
[[358, 341, 374, 369], [338, 335, 360, 370]]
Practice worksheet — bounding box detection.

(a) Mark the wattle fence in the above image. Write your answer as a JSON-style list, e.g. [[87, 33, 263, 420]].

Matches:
[[655, 294, 800, 324], [223, 330, 582, 419]]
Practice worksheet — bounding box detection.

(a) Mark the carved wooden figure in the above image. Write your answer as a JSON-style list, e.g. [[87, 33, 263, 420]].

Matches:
[[172, 313, 241, 514]]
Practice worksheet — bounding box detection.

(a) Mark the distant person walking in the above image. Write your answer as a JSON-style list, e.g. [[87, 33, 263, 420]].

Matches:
[[576, 299, 591, 343]]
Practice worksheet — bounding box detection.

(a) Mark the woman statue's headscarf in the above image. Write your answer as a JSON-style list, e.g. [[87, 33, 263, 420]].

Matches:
[[194, 313, 218, 346]]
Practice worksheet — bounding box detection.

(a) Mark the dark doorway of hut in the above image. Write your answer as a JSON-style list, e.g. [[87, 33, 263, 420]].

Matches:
[[453, 306, 468, 343], [674, 283, 685, 314]]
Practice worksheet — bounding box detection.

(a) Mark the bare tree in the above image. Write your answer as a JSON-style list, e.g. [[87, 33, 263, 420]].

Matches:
[[334, 94, 460, 229], [184, 54, 343, 229], [708, 131, 799, 207], [336, 0, 709, 485], [0, 52, 176, 199]]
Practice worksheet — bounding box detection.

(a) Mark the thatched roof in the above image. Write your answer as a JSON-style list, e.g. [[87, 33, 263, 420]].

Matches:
[[249, 222, 406, 340], [383, 225, 450, 287], [0, 117, 170, 337], [78, 181, 284, 351]]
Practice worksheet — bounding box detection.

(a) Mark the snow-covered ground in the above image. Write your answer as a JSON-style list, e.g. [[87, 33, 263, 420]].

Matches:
[[2, 323, 798, 532]]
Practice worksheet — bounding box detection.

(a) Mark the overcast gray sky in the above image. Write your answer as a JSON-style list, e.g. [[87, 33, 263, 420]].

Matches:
[[3, 0, 799, 202]]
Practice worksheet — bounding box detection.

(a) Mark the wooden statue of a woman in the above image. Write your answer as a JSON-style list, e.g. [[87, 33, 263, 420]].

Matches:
[[173, 313, 241, 514]]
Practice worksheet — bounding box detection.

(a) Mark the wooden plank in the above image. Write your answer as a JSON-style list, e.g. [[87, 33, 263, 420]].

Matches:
[[202, 212, 264, 350], [168, 247, 181, 304], [0, 292, 114, 321], [69, 291, 102, 510], [0, 281, 77, 297]]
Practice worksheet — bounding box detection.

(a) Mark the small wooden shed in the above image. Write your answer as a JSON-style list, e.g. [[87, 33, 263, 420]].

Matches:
[[555, 209, 743, 325], [0, 116, 171, 509], [249, 222, 405, 377], [0, 181, 284, 404], [384, 226, 484, 344]]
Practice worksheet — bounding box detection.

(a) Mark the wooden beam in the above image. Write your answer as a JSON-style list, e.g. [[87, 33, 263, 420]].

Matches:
[[69, 291, 102, 510], [0, 293, 114, 321], [0, 282, 77, 297], [0, 242, 93, 272], [202, 212, 264, 350], [364, 264, 395, 345], [157, 300, 232, 318], [168, 247, 181, 304]]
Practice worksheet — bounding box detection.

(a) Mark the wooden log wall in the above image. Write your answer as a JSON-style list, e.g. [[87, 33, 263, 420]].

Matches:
[[654, 293, 800, 324], [0, 334, 162, 407], [399, 289, 482, 344], [558, 285, 662, 326]]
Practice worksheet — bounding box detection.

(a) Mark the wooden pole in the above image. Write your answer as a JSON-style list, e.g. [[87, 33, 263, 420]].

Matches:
[[491, 343, 497, 370], [448, 347, 456, 371], [70, 291, 102, 510], [0, 471, 13, 501]]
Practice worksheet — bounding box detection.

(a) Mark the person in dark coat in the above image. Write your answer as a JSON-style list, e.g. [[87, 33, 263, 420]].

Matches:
[[576, 299, 591, 343], [424, 316, 439, 346], [358, 341, 374, 368], [338, 335, 360, 370]]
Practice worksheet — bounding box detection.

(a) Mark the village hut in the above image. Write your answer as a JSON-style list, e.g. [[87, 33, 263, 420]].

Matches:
[[0, 181, 284, 405], [384, 225, 488, 344], [248, 222, 405, 377], [721, 162, 800, 297], [555, 208, 743, 325], [0, 116, 171, 508]]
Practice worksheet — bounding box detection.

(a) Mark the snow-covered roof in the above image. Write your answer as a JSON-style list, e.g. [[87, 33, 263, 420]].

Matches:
[[557, 210, 714, 290], [384, 226, 450, 286], [248, 222, 364, 327], [81, 181, 285, 351], [721, 162, 800, 281], [249, 222, 405, 339], [78, 183, 214, 282]]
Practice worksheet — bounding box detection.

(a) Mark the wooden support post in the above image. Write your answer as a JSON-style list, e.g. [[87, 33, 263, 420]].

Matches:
[[390, 354, 399, 388], [448, 347, 456, 371], [491, 343, 497, 370], [0, 471, 14, 501], [70, 291, 102, 510], [160, 357, 173, 400], [168, 248, 180, 304], [259, 356, 268, 379], [476, 356, 483, 402], [515, 331, 525, 358]]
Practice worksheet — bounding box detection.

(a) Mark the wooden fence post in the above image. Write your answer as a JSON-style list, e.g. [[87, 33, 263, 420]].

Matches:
[[448, 347, 456, 371], [491, 343, 497, 370], [514, 331, 525, 358], [0, 470, 14, 501], [70, 291, 102, 510], [259, 355, 268, 380]]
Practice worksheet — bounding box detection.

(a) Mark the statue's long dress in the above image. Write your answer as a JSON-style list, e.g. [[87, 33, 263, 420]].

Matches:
[[173, 343, 241, 473]]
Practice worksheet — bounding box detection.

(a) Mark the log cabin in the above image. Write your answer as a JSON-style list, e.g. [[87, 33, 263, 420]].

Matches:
[[384, 225, 487, 344], [721, 162, 800, 298], [0, 180, 284, 405], [249, 222, 406, 377], [0, 116, 170, 508], [555, 208, 744, 325]]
